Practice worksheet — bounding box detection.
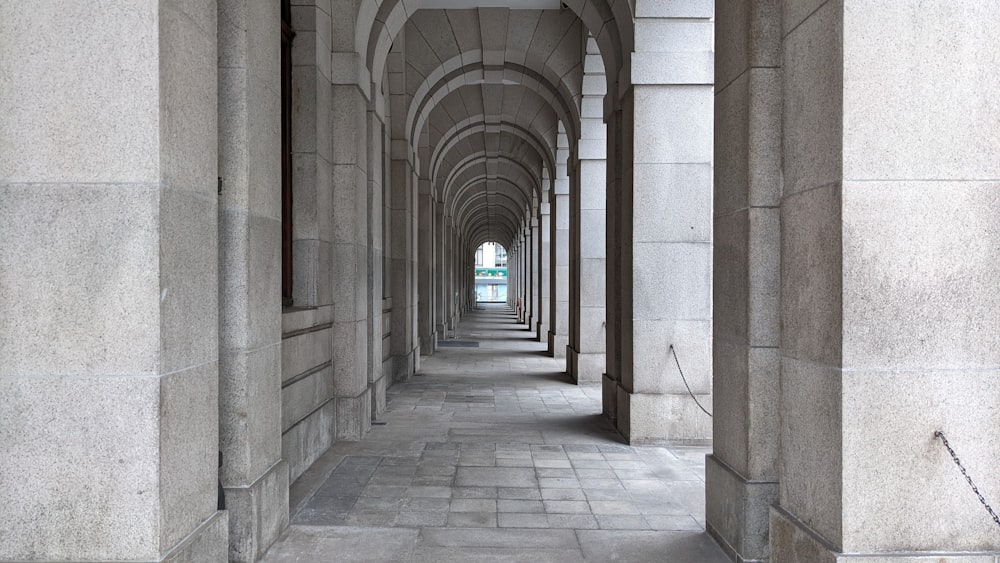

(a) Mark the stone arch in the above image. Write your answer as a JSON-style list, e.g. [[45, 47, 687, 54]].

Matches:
[[441, 157, 540, 215], [408, 63, 579, 155], [430, 121, 556, 188], [359, 0, 629, 104]]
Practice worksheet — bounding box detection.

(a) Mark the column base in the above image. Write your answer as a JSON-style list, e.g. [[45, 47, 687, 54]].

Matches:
[[224, 460, 289, 562], [372, 373, 389, 419], [602, 373, 618, 423], [705, 455, 777, 563], [536, 322, 548, 343], [420, 332, 436, 356], [162, 510, 229, 563], [336, 387, 372, 440], [392, 347, 415, 383], [770, 506, 1000, 562], [547, 331, 568, 358], [615, 387, 711, 443], [567, 347, 605, 383]]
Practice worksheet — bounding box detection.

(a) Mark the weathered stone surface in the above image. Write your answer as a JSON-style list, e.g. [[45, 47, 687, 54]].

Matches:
[[705, 455, 778, 562], [0, 185, 160, 377], [0, 376, 161, 560], [224, 461, 289, 562]]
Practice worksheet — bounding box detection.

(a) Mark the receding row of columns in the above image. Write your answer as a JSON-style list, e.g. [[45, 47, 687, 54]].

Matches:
[[5, 2, 997, 562]]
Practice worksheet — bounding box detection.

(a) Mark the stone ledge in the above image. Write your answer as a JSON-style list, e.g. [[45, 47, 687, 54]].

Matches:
[[281, 304, 334, 334]]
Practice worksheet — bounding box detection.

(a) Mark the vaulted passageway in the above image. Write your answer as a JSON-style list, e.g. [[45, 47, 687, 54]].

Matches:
[[4, 1, 999, 561], [263, 303, 728, 561]]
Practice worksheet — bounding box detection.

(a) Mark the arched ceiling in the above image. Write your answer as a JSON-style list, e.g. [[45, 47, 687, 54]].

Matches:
[[426, 83, 554, 196], [354, 1, 624, 251]]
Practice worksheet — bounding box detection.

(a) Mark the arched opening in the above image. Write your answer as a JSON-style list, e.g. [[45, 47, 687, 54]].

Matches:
[[474, 242, 508, 302]]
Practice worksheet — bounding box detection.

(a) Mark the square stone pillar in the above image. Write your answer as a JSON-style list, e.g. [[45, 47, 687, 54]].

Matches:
[[434, 204, 447, 341], [537, 191, 552, 342], [529, 201, 540, 332], [385, 36, 418, 392], [568, 157, 580, 376], [603, 109, 622, 421], [367, 108, 386, 420], [0, 2, 227, 560], [445, 220, 457, 332], [513, 242, 520, 315], [217, 0, 289, 560], [330, 72, 371, 440], [390, 152, 416, 384], [772, 3, 1000, 560], [569, 153, 608, 383], [548, 137, 571, 358], [569, 74, 608, 383], [706, 1, 781, 561], [418, 188, 436, 355], [523, 226, 532, 326], [613, 4, 715, 442]]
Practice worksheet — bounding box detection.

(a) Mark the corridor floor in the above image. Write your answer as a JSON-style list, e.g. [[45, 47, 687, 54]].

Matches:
[[262, 303, 728, 562]]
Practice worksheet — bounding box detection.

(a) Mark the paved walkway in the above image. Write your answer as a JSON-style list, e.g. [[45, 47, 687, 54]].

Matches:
[[263, 303, 728, 562]]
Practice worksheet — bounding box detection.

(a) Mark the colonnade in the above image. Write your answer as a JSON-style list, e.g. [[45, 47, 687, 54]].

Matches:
[[1, 1, 997, 562]]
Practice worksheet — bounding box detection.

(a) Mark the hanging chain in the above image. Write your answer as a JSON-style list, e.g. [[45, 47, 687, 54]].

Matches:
[[934, 430, 1000, 528], [668, 344, 712, 417]]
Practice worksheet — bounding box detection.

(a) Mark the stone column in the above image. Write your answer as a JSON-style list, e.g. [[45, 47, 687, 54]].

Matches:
[[537, 189, 552, 342], [521, 221, 534, 330], [521, 230, 527, 319], [529, 199, 540, 331], [388, 46, 416, 386], [331, 49, 371, 440], [389, 152, 416, 382], [217, 1, 289, 559], [513, 236, 518, 313], [568, 158, 580, 374], [569, 41, 608, 383], [367, 105, 386, 422], [417, 185, 435, 354], [410, 169, 421, 369], [509, 243, 517, 309], [706, 2, 781, 561], [548, 130, 571, 358], [464, 239, 471, 314], [445, 218, 457, 332], [435, 203, 447, 341], [609, 2, 714, 442], [771, 3, 1000, 560], [602, 107, 621, 421], [569, 149, 607, 382], [0, 2, 227, 560]]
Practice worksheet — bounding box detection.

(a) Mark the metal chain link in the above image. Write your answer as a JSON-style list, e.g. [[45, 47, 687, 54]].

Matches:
[[934, 430, 1000, 528], [668, 344, 712, 417]]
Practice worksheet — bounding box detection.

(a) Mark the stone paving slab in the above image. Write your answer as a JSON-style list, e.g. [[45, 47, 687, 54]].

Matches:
[[263, 304, 728, 562], [263, 527, 418, 561]]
